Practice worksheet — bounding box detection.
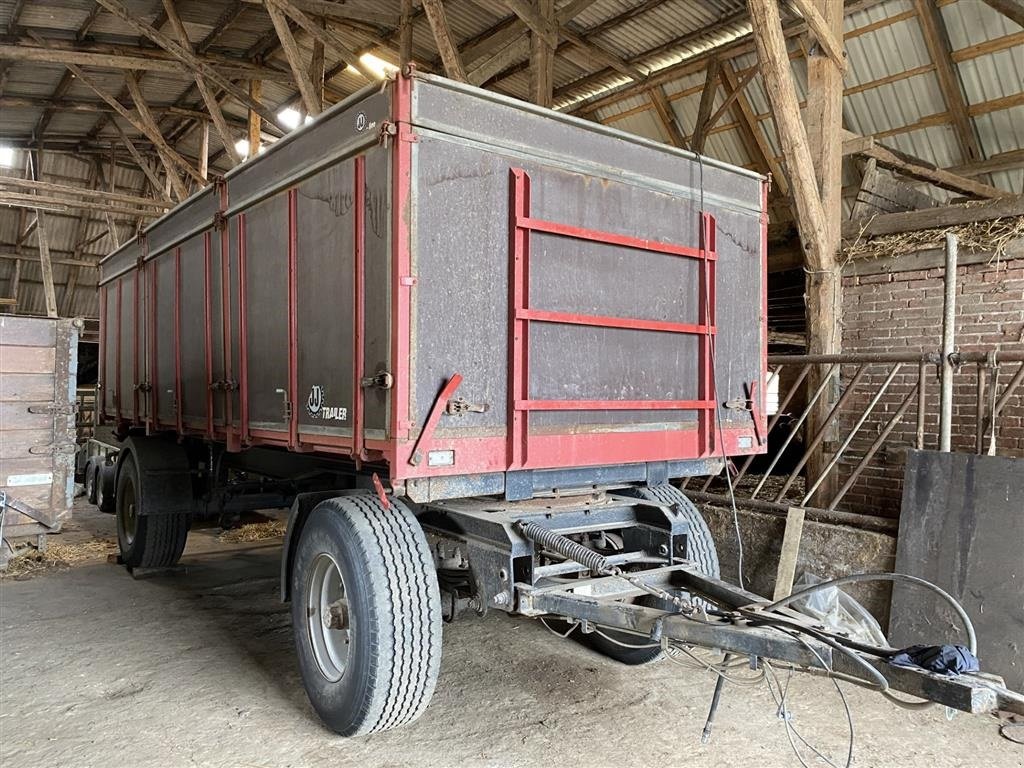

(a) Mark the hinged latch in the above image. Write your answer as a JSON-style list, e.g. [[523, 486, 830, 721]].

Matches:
[[360, 370, 394, 390], [446, 397, 489, 416], [27, 403, 78, 416]]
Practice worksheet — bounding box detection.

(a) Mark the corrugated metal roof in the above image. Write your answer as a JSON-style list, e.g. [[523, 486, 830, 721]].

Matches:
[[1, 0, 1023, 319]]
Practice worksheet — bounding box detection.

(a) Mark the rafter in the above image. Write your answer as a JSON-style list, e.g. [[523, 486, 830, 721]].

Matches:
[[912, 0, 983, 163], [979, 0, 1024, 28], [788, 0, 848, 71], [266, 1, 323, 116], [162, 0, 243, 166], [266, 0, 378, 81], [93, 0, 290, 132], [125, 73, 192, 200], [648, 86, 687, 149], [721, 62, 790, 197], [691, 57, 721, 154], [422, 0, 468, 81]]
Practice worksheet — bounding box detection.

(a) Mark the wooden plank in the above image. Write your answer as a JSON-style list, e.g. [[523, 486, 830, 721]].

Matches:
[[772, 507, 806, 600], [842, 194, 1024, 239], [0, 346, 55, 373], [0, 176, 170, 209], [422, 0, 468, 81], [400, 0, 414, 65], [0, 316, 56, 346], [0, 429, 54, 458], [269, 0, 377, 81], [0, 374, 55, 402], [842, 131, 1007, 199]]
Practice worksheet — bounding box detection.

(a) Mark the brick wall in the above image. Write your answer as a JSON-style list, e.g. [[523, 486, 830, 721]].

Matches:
[[837, 251, 1024, 517]]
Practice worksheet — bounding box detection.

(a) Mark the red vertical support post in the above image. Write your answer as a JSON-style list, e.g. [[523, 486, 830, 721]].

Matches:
[[174, 247, 183, 436], [698, 212, 717, 456], [352, 155, 367, 463], [218, 182, 236, 447], [237, 215, 250, 445], [391, 70, 415, 455], [203, 232, 215, 439], [98, 284, 107, 425], [133, 260, 141, 424], [508, 168, 531, 468], [148, 256, 158, 432], [115, 279, 122, 424], [287, 188, 300, 450]]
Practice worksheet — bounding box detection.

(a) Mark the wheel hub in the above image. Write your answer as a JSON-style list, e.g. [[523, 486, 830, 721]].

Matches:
[[306, 553, 352, 682]]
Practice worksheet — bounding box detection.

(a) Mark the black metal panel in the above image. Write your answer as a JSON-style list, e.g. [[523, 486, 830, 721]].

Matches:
[[117, 275, 135, 421], [228, 220, 241, 427], [295, 161, 355, 436], [244, 194, 289, 430], [102, 284, 117, 414], [892, 450, 1024, 692], [179, 235, 208, 425], [209, 232, 226, 425], [225, 89, 389, 214], [154, 253, 176, 425], [145, 187, 218, 258]]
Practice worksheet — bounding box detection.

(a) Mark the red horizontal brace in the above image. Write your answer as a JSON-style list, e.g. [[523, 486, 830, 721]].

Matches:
[[516, 399, 717, 411], [516, 216, 715, 261], [518, 308, 715, 336]]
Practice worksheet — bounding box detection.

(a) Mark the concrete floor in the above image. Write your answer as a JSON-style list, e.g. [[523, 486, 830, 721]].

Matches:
[[1, 512, 1020, 768]]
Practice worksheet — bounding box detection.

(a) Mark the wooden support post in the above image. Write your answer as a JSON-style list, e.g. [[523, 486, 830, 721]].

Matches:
[[399, 0, 414, 66], [803, 0, 844, 506], [248, 79, 262, 158], [721, 62, 790, 197], [692, 57, 721, 153], [28, 149, 58, 318], [773, 507, 806, 600], [422, 0, 468, 81], [530, 0, 556, 108]]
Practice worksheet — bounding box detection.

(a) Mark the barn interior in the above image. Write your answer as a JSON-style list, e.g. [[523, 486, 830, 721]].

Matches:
[[1, 1, 1023, 766]]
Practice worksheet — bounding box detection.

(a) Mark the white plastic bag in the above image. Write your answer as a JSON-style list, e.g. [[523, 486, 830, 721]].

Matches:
[[789, 571, 888, 647]]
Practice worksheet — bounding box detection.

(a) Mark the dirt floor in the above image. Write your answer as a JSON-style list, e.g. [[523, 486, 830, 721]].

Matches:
[[1, 503, 1021, 768]]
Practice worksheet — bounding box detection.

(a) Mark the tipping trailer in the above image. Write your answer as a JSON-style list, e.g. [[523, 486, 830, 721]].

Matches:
[[97, 71, 1021, 738]]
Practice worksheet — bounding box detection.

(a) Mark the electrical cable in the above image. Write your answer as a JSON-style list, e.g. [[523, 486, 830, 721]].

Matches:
[[695, 151, 746, 590], [538, 617, 578, 638]]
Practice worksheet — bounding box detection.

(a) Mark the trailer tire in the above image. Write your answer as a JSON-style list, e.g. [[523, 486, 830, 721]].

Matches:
[[96, 464, 116, 513], [115, 451, 190, 568], [575, 484, 720, 666], [85, 459, 99, 504], [290, 494, 442, 736]]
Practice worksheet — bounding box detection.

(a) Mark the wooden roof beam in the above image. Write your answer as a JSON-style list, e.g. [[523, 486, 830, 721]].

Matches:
[[788, 0, 848, 71], [422, 0, 468, 81], [267, 0, 379, 81], [912, 0, 983, 164], [266, 1, 324, 116], [691, 57, 721, 154], [978, 0, 1024, 28], [648, 86, 688, 149]]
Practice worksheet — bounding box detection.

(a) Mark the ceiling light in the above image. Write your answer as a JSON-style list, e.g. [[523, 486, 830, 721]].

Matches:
[[0, 145, 15, 168], [234, 139, 251, 158], [278, 107, 302, 130], [359, 53, 398, 79]]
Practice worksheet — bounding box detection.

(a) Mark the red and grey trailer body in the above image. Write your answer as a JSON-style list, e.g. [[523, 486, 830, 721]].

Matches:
[[98, 71, 768, 500], [93, 72, 1014, 740]]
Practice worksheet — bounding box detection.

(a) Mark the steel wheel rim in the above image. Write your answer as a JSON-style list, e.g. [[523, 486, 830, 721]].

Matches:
[[119, 478, 137, 545], [306, 552, 351, 683]]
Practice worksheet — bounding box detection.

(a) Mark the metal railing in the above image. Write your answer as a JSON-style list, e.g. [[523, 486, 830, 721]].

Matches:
[[690, 349, 1024, 533]]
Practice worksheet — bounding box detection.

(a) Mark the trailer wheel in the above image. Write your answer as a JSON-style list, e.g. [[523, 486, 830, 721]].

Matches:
[[290, 494, 442, 736], [85, 459, 98, 504], [96, 464, 116, 513], [115, 451, 190, 568], [576, 484, 720, 666]]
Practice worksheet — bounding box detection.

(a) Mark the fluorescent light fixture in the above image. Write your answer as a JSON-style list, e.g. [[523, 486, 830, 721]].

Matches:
[[278, 107, 302, 130], [0, 145, 15, 167], [358, 53, 398, 79], [234, 139, 250, 158]]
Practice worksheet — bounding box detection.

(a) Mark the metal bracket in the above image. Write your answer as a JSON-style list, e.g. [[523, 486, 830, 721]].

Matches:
[[360, 370, 394, 390], [724, 380, 763, 445], [274, 388, 293, 421], [27, 403, 78, 416], [446, 397, 489, 416]]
